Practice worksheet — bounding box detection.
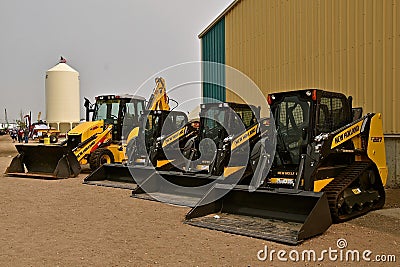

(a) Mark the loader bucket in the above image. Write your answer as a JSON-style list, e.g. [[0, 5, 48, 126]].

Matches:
[[131, 167, 217, 207], [185, 185, 332, 245], [5, 144, 81, 179], [83, 163, 138, 190]]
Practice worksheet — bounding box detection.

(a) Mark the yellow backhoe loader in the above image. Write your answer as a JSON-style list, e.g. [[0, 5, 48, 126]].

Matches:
[[185, 89, 387, 244], [5, 94, 146, 178]]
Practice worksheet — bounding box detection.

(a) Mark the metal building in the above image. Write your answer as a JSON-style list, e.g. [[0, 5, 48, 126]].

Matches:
[[45, 57, 80, 133], [200, 0, 400, 186]]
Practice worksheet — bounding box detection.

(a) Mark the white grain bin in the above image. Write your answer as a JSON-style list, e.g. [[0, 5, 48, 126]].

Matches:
[[45, 57, 80, 133]]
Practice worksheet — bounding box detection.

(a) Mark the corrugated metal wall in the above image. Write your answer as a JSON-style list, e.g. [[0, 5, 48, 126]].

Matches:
[[224, 0, 400, 134], [202, 18, 226, 103]]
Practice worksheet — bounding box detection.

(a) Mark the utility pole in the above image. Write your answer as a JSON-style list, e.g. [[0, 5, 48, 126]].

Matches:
[[4, 108, 8, 129]]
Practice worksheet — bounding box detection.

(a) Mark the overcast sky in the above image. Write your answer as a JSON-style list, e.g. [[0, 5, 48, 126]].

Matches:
[[0, 0, 232, 123]]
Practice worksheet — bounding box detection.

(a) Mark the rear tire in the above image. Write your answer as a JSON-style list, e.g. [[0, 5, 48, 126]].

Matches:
[[89, 148, 115, 171]]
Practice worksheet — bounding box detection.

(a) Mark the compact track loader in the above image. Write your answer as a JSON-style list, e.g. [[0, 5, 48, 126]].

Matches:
[[131, 102, 273, 206], [5, 94, 145, 178], [185, 89, 387, 244], [83, 109, 190, 189], [83, 77, 193, 189]]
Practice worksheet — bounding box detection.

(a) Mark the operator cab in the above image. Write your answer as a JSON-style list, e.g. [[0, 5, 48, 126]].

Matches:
[[267, 89, 352, 188], [130, 110, 189, 166], [195, 102, 261, 175], [91, 95, 145, 142], [142, 110, 188, 153], [200, 102, 260, 145]]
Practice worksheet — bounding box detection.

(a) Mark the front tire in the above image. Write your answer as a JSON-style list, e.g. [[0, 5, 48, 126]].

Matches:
[[89, 148, 115, 171]]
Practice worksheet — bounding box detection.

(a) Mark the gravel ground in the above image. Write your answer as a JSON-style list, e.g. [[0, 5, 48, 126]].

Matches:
[[0, 135, 399, 266]]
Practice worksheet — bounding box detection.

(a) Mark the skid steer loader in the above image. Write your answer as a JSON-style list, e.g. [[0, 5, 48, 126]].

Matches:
[[83, 109, 190, 189], [185, 89, 387, 244], [130, 102, 273, 206], [5, 94, 146, 179], [82, 77, 193, 189]]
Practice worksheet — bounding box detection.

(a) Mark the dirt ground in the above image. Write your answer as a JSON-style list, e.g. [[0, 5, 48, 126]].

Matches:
[[0, 135, 399, 266]]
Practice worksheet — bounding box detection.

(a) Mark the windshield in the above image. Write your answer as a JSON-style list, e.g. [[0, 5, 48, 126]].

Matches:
[[93, 100, 121, 121], [143, 114, 161, 150], [201, 107, 227, 141], [201, 106, 256, 141], [145, 114, 160, 133], [274, 95, 310, 165]]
